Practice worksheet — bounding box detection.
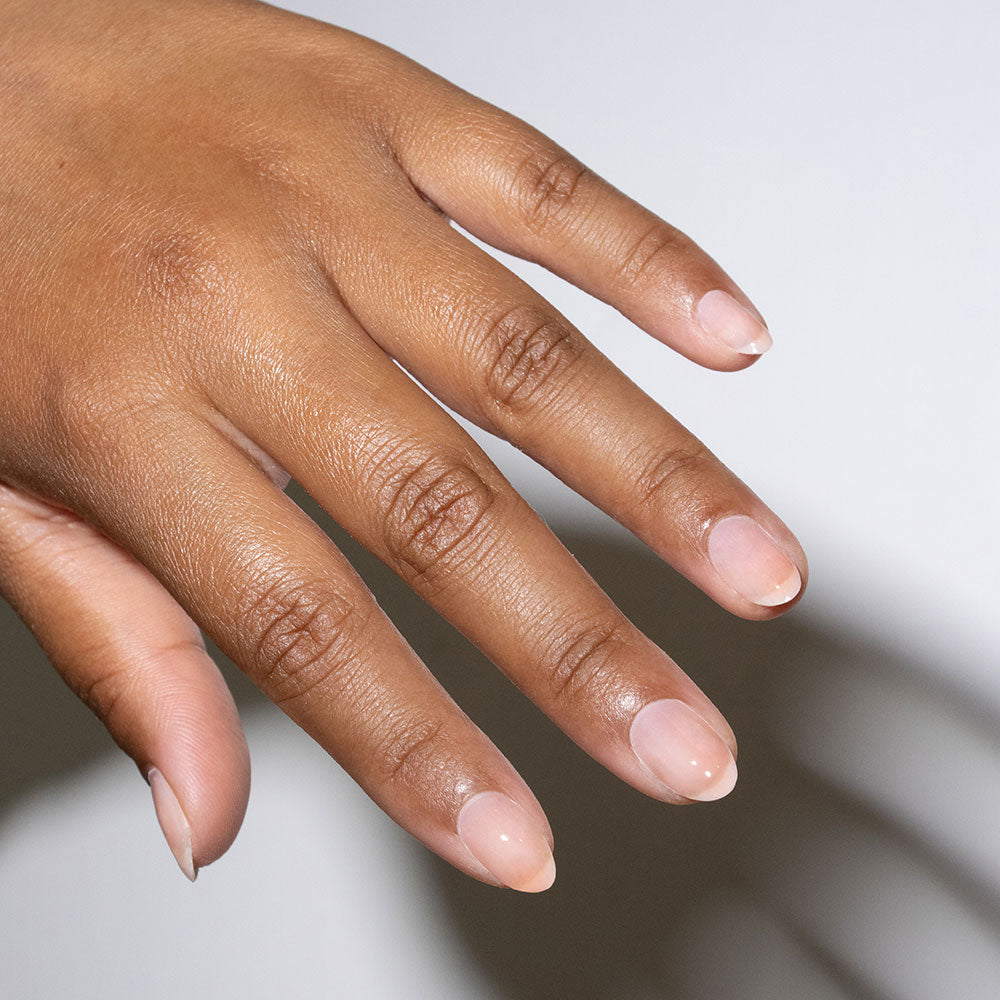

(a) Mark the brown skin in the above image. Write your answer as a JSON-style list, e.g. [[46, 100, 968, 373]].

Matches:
[[0, 0, 805, 882]]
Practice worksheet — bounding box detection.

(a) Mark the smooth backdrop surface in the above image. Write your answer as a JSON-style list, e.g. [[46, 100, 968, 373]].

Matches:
[[2, 2, 998, 997]]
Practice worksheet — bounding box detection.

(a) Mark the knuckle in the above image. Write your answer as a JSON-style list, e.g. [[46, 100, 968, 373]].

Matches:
[[245, 576, 373, 705], [73, 638, 205, 739], [374, 714, 451, 784], [510, 145, 590, 235], [44, 364, 148, 470], [46, 368, 115, 444], [545, 622, 624, 704], [129, 224, 244, 322], [75, 663, 134, 729], [477, 304, 583, 413], [376, 453, 495, 579], [613, 224, 689, 293], [633, 442, 718, 514]]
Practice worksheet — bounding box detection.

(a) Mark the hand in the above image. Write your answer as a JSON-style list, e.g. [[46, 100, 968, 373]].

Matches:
[[0, 0, 806, 890]]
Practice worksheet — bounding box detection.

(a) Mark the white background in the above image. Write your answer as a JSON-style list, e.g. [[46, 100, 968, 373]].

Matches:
[[2, 1, 998, 997]]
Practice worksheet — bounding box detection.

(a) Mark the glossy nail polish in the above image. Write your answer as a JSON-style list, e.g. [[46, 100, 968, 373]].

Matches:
[[148, 768, 196, 882], [708, 515, 802, 607], [457, 791, 555, 892], [629, 699, 738, 801], [696, 289, 772, 355]]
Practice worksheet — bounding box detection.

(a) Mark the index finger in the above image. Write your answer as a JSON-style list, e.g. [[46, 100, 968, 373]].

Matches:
[[381, 62, 771, 370]]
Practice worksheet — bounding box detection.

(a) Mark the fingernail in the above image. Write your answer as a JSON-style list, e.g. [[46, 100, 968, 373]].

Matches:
[[629, 699, 738, 801], [708, 514, 802, 607], [148, 768, 197, 882], [457, 791, 555, 893], [696, 289, 772, 355]]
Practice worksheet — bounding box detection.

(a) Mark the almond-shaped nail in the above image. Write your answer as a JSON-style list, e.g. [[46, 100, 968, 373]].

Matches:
[[630, 699, 738, 801], [697, 289, 772, 355], [708, 515, 802, 607], [457, 791, 555, 893], [148, 768, 196, 882]]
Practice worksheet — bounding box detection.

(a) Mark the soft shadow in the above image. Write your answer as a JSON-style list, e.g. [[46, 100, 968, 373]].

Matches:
[[0, 584, 263, 825], [307, 512, 999, 1000], [2, 489, 998, 999]]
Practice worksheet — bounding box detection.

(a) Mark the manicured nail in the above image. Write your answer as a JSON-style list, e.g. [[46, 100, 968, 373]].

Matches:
[[629, 699, 738, 801], [696, 289, 772, 355], [148, 768, 196, 882], [708, 515, 802, 607], [457, 791, 555, 893]]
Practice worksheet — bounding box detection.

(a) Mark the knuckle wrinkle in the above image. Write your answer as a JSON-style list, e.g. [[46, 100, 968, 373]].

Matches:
[[548, 624, 621, 702], [379, 456, 494, 578], [512, 148, 589, 233], [247, 578, 369, 704], [480, 305, 581, 412], [615, 225, 683, 291], [378, 716, 449, 783], [636, 444, 715, 510]]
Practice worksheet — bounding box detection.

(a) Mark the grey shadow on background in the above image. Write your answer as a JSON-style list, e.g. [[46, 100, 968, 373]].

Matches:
[[2, 487, 999, 999]]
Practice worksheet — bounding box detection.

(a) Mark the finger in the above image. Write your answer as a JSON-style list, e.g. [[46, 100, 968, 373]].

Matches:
[[205, 288, 741, 806], [0, 484, 249, 880], [312, 179, 805, 620], [379, 66, 771, 369], [45, 410, 556, 893]]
